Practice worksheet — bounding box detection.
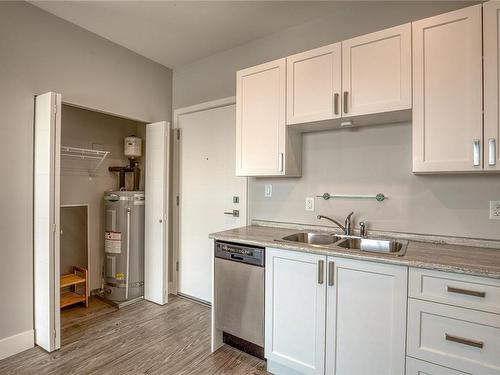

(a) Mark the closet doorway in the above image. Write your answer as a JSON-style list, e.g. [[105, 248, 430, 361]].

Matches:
[[34, 92, 171, 352], [60, 204, 90, 310]]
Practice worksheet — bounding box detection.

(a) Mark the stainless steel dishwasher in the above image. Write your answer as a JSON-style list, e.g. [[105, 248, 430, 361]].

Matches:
[[214, 241, 265, 359]]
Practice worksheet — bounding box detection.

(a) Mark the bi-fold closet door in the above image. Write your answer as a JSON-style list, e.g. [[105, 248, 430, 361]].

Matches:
[[34, 92, 170, 352], [34, 92, 62, 352]]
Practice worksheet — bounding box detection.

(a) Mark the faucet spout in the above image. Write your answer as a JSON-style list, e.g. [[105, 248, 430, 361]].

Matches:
[[317, 215, 346, 234], [317, 212, 355, 236]]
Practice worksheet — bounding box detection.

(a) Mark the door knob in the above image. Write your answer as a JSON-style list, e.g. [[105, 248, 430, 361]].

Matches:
[[223, 210, 240, 217]]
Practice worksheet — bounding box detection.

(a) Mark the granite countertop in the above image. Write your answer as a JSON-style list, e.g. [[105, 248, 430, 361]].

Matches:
[[209, 225, 500, 279]]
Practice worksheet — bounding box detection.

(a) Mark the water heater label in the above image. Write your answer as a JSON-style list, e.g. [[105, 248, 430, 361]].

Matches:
[[105, 231, 121, 253]]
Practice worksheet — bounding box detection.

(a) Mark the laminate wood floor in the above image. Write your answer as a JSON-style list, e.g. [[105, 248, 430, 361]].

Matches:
[[0, 296, 268, 375]]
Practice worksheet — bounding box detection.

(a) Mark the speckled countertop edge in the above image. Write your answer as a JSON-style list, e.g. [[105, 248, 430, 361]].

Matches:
[[209, 222, 500, 280]]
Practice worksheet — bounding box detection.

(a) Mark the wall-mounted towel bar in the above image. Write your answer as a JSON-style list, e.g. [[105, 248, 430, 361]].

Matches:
[[317, 193, 387, 202]]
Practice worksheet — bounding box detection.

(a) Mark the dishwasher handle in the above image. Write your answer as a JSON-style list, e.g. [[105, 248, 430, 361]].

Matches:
[[230, 254, 245, 261]]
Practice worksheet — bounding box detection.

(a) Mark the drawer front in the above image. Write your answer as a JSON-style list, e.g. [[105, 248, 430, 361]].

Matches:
[[406, 357, 471, 375], [407, 299, 500, 375], [409, 268, 500, 314]]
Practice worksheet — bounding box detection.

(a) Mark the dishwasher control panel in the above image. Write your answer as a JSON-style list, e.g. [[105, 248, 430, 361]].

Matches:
[[215, 241, 264, 267]]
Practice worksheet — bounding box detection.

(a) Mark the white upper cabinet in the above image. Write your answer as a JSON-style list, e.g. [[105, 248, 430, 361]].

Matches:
[[342, 23, 412, 117], [236, 58, 301, 177], [412, 5, 483, 173], [484, 1, 500, 171], [325, 258, 407, 375], [286, 43, 342, 125]]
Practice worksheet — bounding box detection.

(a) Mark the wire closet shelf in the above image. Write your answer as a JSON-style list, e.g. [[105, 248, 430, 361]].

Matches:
[[60, 146, 110, 175]]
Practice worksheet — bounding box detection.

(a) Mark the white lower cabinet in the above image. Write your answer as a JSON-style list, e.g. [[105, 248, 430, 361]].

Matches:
[[265, 248, 326, 375], [406, 357, 471, 375], [407, 298, 500, 375], [325, 258, 408, 375], [265, 248, 407, 375]]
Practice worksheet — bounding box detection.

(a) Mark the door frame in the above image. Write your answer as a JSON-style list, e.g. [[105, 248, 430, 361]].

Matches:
[[172, 97, 247, 298], [34, 92, 170, 352], [60, 203, 90, 296]]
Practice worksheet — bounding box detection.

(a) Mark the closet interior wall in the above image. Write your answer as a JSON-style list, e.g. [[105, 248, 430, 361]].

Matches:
[[61, 104, 146, 291]]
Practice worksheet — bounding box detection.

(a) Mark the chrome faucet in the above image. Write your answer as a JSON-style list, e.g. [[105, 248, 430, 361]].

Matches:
[[317, 212, 354, 236]]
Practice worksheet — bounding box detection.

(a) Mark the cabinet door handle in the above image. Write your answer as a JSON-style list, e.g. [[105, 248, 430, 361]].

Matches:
[[343, 91, 349, 114], [334, 93, 339, 115], [278, 153, 284, 173], [328, 261, 335, 286], [318, 260, 324, 284], [447, 286, 485, 298], [473, 139, 480, 166], [489, 138, 496, 166], [445, 333, 484, 349]]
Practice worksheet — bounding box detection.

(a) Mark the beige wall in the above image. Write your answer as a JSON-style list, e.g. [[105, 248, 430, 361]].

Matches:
[[0, 2, 171, 343], [249, 124, 500, 240], [173, 0, 500, 241], [61, 105, 144, 291]]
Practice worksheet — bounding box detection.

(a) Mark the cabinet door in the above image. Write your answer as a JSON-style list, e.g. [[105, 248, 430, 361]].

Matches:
[[286, 43, 342, 125], [325, 258, 407, 375], [341, 23, 411, 117], [265, 248, 326, 375], [484, 1, 500, 171], [412, 5, 483, 173], [236, 59, 285, 176]]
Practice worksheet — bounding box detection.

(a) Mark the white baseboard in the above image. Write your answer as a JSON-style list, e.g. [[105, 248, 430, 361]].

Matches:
[[0, 330, 34, 361]]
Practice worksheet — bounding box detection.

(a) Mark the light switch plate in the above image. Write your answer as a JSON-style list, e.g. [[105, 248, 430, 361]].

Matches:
[[265, 184, 272, 198], [305, 197, 315, 211], [490, 201, 500, 220]]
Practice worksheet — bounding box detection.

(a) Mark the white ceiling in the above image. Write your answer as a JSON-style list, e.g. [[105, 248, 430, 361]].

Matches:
[[30, 1, 347, 68]]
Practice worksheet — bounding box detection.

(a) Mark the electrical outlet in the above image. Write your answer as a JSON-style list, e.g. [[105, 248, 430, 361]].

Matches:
[[265, 184, 273, 198], [305, 197, 315, 211], [490, 201, 500, 220]]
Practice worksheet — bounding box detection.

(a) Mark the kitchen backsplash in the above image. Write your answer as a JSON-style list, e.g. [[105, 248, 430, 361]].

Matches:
[[248, 122, 500, 240]]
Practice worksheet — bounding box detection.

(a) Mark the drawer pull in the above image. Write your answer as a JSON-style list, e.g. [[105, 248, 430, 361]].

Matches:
[[447, 286, 486, 298], [445, 333, 484, 349]]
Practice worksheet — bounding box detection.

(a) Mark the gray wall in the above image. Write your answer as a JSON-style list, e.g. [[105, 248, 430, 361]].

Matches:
[[0, 2, 171, 343], [172, 1, 500, 240], [173, 1, 476, 109], [61, 105, 143, 291]]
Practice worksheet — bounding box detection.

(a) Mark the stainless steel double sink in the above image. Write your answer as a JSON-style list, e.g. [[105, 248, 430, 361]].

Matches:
[[278, 232, 408, 256]]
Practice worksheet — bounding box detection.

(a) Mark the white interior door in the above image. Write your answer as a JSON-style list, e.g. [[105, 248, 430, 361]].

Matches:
[[144, 121, 170, 305], [34, 92, 62, 352], [177, 103, 247, 303]]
